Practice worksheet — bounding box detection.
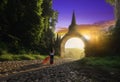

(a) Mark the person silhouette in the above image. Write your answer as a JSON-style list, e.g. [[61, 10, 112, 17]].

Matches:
[[49, 49, 55, 64]]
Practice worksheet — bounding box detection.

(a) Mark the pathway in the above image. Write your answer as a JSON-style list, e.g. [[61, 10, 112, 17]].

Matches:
[[0, 58, 120, 82]]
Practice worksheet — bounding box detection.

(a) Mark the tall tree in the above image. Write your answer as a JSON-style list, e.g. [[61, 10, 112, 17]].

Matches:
[[106, 0, 120, 55], [0, 0, 44, 53], [0, 0, 58, 54], [39, 27, 55, 54], [37, 0, 58, 54], [54, 34, 61, 55], [0, 0, 9, 41], [41, 0, 58, 31]]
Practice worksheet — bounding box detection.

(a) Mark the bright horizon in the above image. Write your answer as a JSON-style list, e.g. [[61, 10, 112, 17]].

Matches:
[[53, 0, 114, 28]]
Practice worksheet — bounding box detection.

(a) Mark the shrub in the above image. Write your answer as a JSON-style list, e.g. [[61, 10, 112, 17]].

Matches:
[[0, 54, 47, 61], [0, 54, 14, 61], [19, 55, 36, 60], [81, 56, 120, 68]]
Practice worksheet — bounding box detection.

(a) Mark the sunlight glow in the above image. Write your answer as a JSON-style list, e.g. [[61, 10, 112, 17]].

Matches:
[[65, 38, 85, 49], [83, 34, 91, 40]]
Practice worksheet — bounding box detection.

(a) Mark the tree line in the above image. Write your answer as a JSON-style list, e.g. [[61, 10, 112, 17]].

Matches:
[[85, 0, 120, 56], [0, 0, 59, 55]]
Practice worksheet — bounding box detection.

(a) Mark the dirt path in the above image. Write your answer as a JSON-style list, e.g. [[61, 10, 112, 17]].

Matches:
[[0, 58, 120, 82]]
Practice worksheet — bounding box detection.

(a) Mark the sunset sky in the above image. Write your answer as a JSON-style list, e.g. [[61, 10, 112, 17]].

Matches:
[[52, 0, 114, 28]]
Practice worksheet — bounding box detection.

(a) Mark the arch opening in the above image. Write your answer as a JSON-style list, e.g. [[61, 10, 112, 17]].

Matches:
[[64, 37, 85, 60]]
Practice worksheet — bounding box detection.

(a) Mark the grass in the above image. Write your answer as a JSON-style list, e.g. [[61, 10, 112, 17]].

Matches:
[[1, 52, 120, 70], [79, 56, 120, 69], [0, 53, 60, 61], [0, 54, 48, 61]]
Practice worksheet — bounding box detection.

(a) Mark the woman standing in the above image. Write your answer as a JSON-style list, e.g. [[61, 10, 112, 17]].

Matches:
[[50, 49, 55, 64]]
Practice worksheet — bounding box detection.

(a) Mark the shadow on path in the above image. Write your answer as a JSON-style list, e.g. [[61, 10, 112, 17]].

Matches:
[[0, 58, 120, 82]]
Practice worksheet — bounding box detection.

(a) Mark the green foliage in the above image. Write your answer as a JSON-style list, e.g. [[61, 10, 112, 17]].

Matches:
[[32, 55, 43, 59], [106, 0, 115, 5], [41, 0, 58, 31], [50, 11, 58, 31], [19, 55, 36, 60], [54, 34, 61, 55], [39, 27, 55, 54], [0, 54, 47, 61], [0, 0, 58, 54], [80, 56, 120, 68], [107, 19, 120, 55], [0, 54, 14, 61], [0, 41, 8, 55], [0, 0, 44, 53], [38, 0, 58, 55]]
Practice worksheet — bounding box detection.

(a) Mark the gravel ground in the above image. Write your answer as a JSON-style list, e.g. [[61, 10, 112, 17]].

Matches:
[[0, 58, 120, 82]]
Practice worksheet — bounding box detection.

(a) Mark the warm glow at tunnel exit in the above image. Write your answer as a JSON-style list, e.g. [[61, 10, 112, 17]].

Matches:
[[65, 38, 85, 49], [64, 37, 85, 60]]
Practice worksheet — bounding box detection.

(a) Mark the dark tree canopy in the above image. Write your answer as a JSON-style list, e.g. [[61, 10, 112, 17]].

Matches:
[[105, 0, 120, 55], [0, 0, 58, 54]]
